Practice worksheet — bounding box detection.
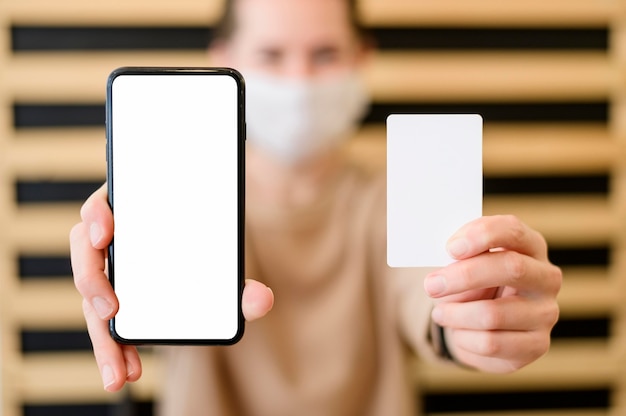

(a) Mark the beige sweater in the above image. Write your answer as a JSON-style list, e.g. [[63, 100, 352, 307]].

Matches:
[[158, 161, 440, 416]]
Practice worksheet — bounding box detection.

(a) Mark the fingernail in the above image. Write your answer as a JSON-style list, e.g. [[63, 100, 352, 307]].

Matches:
[[126, 361, 135, 379], [90, 222, 103, 247], [447, 238, 469, 258], [431, 307, 443, 324], [102, 364, 116, 390], [425, 275, 447, 296], [92, 296, 113, 319]]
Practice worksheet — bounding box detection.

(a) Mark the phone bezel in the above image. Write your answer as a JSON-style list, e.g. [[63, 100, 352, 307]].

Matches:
[[105, 66, 246, 345]]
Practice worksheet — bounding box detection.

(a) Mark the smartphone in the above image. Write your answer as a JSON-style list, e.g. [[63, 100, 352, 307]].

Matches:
[[106, 67, 245, 344]]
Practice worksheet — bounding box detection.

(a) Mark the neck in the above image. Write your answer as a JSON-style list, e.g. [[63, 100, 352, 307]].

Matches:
[[246, 143, 346, 210]]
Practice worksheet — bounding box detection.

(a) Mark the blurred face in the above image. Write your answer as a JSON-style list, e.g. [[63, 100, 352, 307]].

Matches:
[[216, 0, 365, 80]]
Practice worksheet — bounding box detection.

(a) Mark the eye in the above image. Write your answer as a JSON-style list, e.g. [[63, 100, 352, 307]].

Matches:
[[312, 47, 340, 66], [257, 48, 283, 66]]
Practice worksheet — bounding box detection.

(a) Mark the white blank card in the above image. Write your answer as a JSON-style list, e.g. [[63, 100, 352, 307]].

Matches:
[[387, 114, 483, 267]]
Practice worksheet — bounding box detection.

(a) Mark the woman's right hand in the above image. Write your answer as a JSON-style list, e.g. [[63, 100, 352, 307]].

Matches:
[[70, 183, 274, 391]]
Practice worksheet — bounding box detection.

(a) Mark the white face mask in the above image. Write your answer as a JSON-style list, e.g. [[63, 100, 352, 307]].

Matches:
[[244, 71, 370, 164]]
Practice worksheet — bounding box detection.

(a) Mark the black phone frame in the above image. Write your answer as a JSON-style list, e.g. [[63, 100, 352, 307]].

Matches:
[[105, 66, 246, 345]]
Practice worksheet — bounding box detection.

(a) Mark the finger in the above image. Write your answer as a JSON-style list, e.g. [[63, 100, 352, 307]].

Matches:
[[424, 250, 562, 298], [242, 279, 274, 321], [431, 296, 559, 332], [446, 327, 550, 373], [83, 299, 140, 391], [121, 344, 143, 383], [80, 183, 113, 249], [70, 222, 118, 320], [447, 215, 549, 262]]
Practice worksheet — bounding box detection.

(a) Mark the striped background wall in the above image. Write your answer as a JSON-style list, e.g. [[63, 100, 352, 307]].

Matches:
[[1, 0, 625, 415]]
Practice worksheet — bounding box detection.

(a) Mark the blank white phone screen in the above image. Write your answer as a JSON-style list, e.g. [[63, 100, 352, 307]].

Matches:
[[109, 72, 241, 342]]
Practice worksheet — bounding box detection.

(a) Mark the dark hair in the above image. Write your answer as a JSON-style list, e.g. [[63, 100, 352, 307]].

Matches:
[[212, 0, 367, 42]]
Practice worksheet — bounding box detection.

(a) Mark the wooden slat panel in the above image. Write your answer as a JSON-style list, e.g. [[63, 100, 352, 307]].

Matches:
[[430, 411, 607, 416], [359, 0, 616, 27], [2, 2, 621, 415], [482, 124, 617, 176], [18, 353, 119, 403], [11, 204, 80, 254], [559, 269, 615, 317], [364, 52, 612, 103], [0, 0, 21, 414], [484, 196, 613, 247], [18, 352, 159, 403], [19, 341, 611, 403], [5, 51, 612, 103], [7, 123, 615, 179], [15, 281, 84, 329], [7, 51, 208, 103], [9, 129, 106, 180], [607, 4, 626, 413], [5, 0, 616, 28], [349, 123, 616, 176], [12, 267, 612, 331], [9, 196, 612, 251], [5, 0, 223, 26], [415, 341, 613, 392]]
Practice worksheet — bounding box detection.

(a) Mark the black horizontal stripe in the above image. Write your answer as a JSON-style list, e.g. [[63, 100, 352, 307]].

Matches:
[[21, 330, 91, 353], [371, 27, 607, 51], [16, 180, 103, 203], [12, 26, 212, 51], [13, 102, 608, 129], [12, 26, 607, 51], [13, 104, 104, 128], [551, 317, 610, 339], [484, 175, 608, 195], [15, 174, 607, 207], [365, 102, 608, 124], [423, 389, 609, 413], [548, 247, 609, 267], [24, 401, 153, 416], [24, 404, 113, 416], [19, 255, 72, 279]]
